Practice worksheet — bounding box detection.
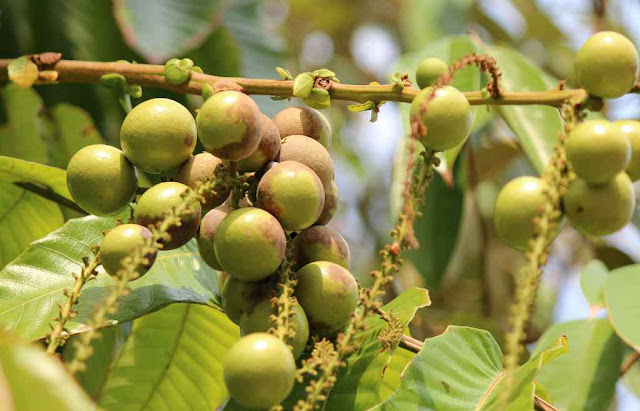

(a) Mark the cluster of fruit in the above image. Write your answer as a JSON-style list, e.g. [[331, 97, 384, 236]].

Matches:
[[65, 91, 357, 408], [495, 31, 639, 250]]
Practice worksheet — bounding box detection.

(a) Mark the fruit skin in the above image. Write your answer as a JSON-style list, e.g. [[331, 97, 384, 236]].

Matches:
[[196, 91, 262, 160], [237, 114, 281, 172], [221, 276, 273, 324], [120, 98, 196, 173], [240, 298, 310, 359], [197, 205, 230, 271], [279, 135, 335, 188], [494, 177, 548, 251], [316, 180, 338, 225], [563, 172, 635, 236], [99, 224, 157, 278], [134, 182, 201, 250], [214, 207, 286, 281], [575, 31, 639, 99], [257, 161, 325, 231], [223, 333, 296, 409], [67, 144, 137, 216], [566, 120, 631, 183], [295, 261, 358, 336], [292, 226, 350, 269], [176, 153, 231, 211], [416, 57, 449, 89], [273, 106, 332, 147], [617, 120, 640, 181], [410, 85, 473, 151]]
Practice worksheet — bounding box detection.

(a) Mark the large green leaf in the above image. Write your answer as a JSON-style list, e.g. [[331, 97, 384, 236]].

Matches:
[[0, 330, 95, 411], [0, 156, 65, 268], [380, 346, 414, 400], [281, 288, 431, 410], [97, 303, 238, 410], [325, 288, 431, 410], [63, 325, 122, 400], [479, 45, 563, 174], [0, 215, 221, 341], [0, 84, 48, 164], [373, 326, 567, 410], [113, 0, 225, 63], [0, 156, 72, 201], [533, 319, 624, 411], [605, 264, 640, 349], [579, 260, 608, 309]]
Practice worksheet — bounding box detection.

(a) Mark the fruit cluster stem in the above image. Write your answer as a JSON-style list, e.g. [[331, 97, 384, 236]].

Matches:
[[46, 254, 100, 355], [3, 58, 638, 106]]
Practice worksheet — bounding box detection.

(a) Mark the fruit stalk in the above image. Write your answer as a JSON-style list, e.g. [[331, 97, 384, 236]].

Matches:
[[271, 242, 298, 346], [46, 253, 100, 355], [2, 58, 636, 106], [66, 171, 226, 374]]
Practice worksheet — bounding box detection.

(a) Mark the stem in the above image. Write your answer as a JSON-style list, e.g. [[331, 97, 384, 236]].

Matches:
[[621, 350, 640, 376], [3, 58, 636, 106], [399, 335, 558, 411], [46, 254, 100, 354]]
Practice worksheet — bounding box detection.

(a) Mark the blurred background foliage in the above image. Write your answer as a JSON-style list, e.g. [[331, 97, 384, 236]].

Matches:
[[1, 0, 640, 408]]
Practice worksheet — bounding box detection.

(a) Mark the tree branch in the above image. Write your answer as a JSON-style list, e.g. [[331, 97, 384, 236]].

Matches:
[[3, 58, 636, 106]]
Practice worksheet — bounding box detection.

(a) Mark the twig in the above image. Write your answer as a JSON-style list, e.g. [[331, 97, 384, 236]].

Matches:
[[2, 58, 636, 106]]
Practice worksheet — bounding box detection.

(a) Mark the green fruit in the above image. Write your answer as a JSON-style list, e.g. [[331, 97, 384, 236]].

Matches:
[[196, 91, 262, 160], [292, 226, 350, 269], [273, 106, 332, 148], [257, 161, 325, 231], [279, 135, 335, 188], [134, 182, 201, 250], [316, 180, 338, 225], [221, 276, 272, 324], [214, 207, 286, 281], [410, 85, 473, 151], [494, 177, 548, 251], [416, 57, 449, 89], [99, 224, 157, 278], [223, 333, 296, 409], [237, 114, 282, 172], [67, 144, 137, 216], [295, 261, 358, 336], [197, 205, 230, 270], [240, 298, 310, 359], [566, 120, 631, 183], [563, 172, 635, 236], [120, 98, 196, 173], [575, 31, 639, 98], [176, 152, 231, 211], [617, 120, 640, 181]]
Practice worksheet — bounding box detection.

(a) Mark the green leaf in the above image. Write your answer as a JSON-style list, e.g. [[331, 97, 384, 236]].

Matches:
[[533, 319, 624, 411], [373, 326, 567, 410], [380, 347, 414, 400], [479, 44, 563, 174], [622, 348, 640, 400], [325, 288, 430, 410], [0, 330, 95, 411], [43, 104, 105, 168], [63, 326, 122, 400], [97, 304, 239, 410], [276, 67, 293, 80], [0, 152, 82, 254], [348, 101, 376, 113], [580, 260, 609, 308], [164, 58, 195, 85], [292, 72, 315, 99], [0, 215, 221, 342], [7, 56, 38, 89], [605, 264, 640, 349], [112, 0, 225, 63], [0, 156, 71, 201], [0, 84, 49, 164], [304, 88, 331, 110]]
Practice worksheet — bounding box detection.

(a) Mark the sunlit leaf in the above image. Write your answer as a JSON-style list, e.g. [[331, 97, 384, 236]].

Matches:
[[580, 260, 608, 309], [7, 56, 38, 89], [605, 264, 640, 349]]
